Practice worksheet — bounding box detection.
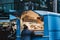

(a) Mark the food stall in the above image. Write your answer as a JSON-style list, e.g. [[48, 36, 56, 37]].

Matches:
[[19, 10, 49, 40], [20, 10, 44, 36]]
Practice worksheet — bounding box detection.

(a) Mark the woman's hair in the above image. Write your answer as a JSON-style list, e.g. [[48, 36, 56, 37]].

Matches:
[[23, 24, 28, 29]]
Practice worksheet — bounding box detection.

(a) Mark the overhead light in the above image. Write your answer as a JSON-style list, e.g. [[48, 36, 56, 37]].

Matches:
[[20, 0, 23, 1], [9, 10, 16, 13]]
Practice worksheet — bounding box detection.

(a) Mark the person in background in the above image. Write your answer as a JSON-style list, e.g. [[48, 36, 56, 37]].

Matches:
[[21, 24, 34, 40]]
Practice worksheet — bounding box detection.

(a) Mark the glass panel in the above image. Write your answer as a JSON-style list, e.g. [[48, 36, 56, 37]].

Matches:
[[57, 0, 60, 13], [18, 2, 25, 11], [2, 0, 14, 3], [34, 3, 40, 10], [14, 0, 19, 2], [0, 5, 3, 10], [0, 0, 2, 3], [23, 0, 29, 2], [3, 4, 12, 12], [40, 0, 47, 8], [11, 4, 14, 10]]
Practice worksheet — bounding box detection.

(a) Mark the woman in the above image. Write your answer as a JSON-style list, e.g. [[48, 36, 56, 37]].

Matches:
[[21, 24, 34, 40]]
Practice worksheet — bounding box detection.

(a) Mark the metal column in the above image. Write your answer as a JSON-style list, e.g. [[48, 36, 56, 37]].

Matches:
[[53, 0, 57, 13], [16, 19, 20, 40], [44, 15, 49, 36]]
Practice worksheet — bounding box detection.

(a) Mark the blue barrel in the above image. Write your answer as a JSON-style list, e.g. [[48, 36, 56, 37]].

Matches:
[[33, 37, 49, 40], [48, 14, 60, 40], [33, 11, 60, 40]]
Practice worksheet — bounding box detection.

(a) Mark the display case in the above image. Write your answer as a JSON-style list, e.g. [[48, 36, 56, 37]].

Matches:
[[20, 10, 44, 36]]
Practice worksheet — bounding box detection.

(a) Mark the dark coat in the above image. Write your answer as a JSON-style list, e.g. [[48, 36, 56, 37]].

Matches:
[[21, 29, 34, 40]]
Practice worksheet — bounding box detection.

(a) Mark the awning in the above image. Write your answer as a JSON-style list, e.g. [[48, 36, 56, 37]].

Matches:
[[9, 14, 17, 20]]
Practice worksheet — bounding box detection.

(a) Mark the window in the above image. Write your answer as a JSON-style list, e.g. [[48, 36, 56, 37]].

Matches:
[[40, 0, 47, 8], [6, 0, 14, 3], [3, 4, 11, 12], [0, 0, 2, 3], [3, 4, 14, 12], [11, 4, 14, 10], [57, 0, 60, 13], [2, 0, 7, 3], [2, 0, 14, 3], [0, 5, 3, 10]]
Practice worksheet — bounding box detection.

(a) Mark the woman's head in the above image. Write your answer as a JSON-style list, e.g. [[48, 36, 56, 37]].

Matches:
[[23, 24, 28, 29]]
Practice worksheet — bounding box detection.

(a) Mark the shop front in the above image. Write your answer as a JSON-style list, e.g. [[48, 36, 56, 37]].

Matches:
[[19, 10, 49, 40]]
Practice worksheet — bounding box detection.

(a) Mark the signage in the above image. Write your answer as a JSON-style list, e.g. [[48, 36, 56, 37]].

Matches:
[[0, 13, 9, 20]]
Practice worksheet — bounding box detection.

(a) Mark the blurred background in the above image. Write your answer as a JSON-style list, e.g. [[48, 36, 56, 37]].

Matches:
[[0, 0, 60, 40]]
